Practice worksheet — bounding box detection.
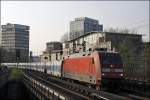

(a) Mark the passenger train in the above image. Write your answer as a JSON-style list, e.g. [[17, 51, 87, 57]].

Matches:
[[2, 50, 124, 90]]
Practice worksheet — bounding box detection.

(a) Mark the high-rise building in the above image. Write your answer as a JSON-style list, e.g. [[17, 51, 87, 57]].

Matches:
[[70, 17, 103, 40], [1, 23, 29, 62]]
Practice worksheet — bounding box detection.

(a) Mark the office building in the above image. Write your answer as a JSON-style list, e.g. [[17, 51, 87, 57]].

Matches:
[[1, 23, 29, 62], [70, 17, 103, 40]]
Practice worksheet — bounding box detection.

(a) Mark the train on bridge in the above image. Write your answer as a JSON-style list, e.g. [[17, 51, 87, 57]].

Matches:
[[3, 50, 124, 90]]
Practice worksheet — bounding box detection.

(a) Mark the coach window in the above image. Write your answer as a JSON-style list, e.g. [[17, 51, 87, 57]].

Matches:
[[56, 53, 58, 60]]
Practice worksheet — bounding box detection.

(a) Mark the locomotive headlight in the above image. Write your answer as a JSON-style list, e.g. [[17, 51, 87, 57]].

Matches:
[[120, 74, 123, 76], [110, 64, 113, 67]]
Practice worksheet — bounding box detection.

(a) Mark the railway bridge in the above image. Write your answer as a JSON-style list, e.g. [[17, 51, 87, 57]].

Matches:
[[0, 67, 150, 100], [0, 69, 9, 88], [23, 69, 128, 100]]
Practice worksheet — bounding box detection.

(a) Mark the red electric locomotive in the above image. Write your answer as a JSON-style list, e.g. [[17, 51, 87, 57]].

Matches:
[[62, 50, 124, 90]]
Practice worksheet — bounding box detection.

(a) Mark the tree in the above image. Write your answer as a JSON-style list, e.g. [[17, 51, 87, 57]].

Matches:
[[118, 39, 136, 78], [105, 27, 140, 78], [104, 27, 138, 34], [141, 42, 150, 80], [60, 32, 70, 42]]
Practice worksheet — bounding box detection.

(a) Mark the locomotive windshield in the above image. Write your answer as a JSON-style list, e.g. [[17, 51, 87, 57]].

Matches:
[[100, 53, 122, 64]]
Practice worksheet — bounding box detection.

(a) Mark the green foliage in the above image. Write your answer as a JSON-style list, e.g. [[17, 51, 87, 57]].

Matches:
[[9, 68, 24, 80], [142, 42, 150, 62], [118, 39, 135, 64], [0, 65, 6, 71], [118, 40, 149, 80], [118, 38, 136, 78], [141, 42, 150, 80]]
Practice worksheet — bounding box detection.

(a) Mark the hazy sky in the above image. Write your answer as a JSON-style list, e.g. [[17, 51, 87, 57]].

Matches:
[[1, 1, 149, 55]]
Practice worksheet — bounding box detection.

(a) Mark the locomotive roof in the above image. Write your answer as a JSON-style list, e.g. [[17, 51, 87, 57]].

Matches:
[[97, 50, 119, 53], [63, 50, 119, 59]]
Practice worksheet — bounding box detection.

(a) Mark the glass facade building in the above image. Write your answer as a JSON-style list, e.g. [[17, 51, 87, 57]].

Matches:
[[1, 23, 29, 62], [70, 17, 103, 40]]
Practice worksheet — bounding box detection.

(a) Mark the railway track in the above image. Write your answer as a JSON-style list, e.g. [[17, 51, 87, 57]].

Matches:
[[118, 87, 150, 100], [108, 90, 150, 100], [24, 70, 91, 100], [103, 79, 150, 100], [119, 79, 150, 99], [24, 69, 128, 100]]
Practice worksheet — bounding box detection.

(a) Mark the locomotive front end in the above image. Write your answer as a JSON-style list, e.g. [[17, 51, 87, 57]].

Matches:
[[98, 52, 124, 89]]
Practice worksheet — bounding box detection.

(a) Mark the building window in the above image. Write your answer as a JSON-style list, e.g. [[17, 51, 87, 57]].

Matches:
[[99, 37, 104, 43], [49, 55, 51, 61], [56, 53, 58, 60]]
